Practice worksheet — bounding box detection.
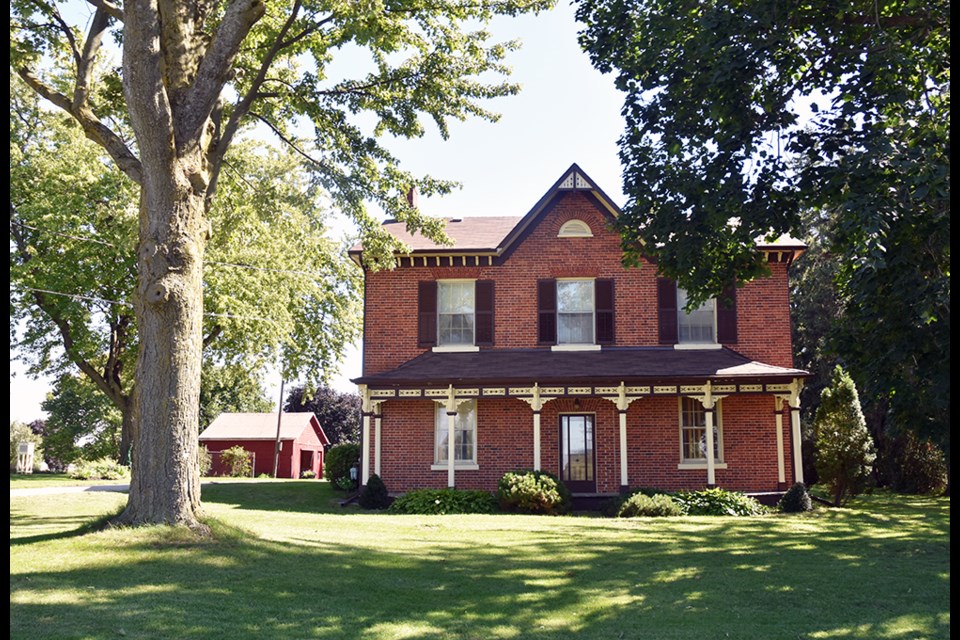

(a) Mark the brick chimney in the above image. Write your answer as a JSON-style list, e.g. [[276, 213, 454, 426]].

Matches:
[[406, 186, 418, 209]]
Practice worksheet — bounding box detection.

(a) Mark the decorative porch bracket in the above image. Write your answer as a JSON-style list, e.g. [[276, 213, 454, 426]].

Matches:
[[518, 384, 556, 471], [432, 385, 475, 488], [687, 381, 728, 487], [601, 382, 643, 489]]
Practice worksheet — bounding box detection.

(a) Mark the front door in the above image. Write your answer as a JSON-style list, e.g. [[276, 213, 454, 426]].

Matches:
[[560, 414, 596, 493]]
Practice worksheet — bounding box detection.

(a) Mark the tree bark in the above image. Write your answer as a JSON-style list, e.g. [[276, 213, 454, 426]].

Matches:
[[117, 172, 207, 527]]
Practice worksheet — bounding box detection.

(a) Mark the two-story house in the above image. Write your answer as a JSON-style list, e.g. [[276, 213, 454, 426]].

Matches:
[[350, 164, 809, 500]]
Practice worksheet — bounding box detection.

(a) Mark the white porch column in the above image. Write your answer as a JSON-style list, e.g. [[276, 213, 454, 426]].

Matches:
[[374, 404, 382, 477], [360, 384, 371, 485], [692, 381, 725, 488], [774, 396, 786, 486], [532, 384, 542, 471], [617, 382, 629, 489], [446, 385, 456, 488], [788, 379, 804, 484]]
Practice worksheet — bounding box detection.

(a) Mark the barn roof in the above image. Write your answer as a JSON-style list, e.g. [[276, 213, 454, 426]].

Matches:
[[199, 412, 329, 444]]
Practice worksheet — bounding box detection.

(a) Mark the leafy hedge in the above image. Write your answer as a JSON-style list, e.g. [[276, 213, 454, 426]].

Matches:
[[673, 488, 767, 516], [497, 470, 572, 515], [68, 457, 130, 480], [616, 492, 682, 517], [387, 488, 498, 515], [602, 487, 673, 517]]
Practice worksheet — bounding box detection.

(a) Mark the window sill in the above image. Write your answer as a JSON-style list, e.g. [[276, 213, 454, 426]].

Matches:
[[432, 345, 480, 353], [431, 463, 479, 471], [674, 343, 723, 350], [551, 344, 602, 352], [677, 462, 728, 470]]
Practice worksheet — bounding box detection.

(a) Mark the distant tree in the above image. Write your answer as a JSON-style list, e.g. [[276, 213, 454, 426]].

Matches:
[[813, 366, 876, 506], [199, 363, 273, 432], [40, 374, 123, 468], [284, 386, 361, 446], [9, 421, 44, 472]]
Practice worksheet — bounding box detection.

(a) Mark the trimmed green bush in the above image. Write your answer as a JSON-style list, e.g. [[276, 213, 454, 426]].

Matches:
[[325, 443, 360, 490], [68, 457, 130, 480], [199, 445, 212, 477], [221, 445, 253, 477], [359, 474, 391, 509], [673, 487, 767, 516], [779, 483, 813, 513], [617, 493, 682, 517], [602, 487, 675, 517], [497, 470, 572, 515], [388, 488, 498, 515], [300, 470, 317, 479]]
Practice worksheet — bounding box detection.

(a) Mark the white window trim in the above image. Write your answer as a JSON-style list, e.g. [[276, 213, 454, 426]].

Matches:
[[556, 278, 596, 346], [434, 399, 478, 466], [677, 286, 719, 346], [678, 396, 724, 465], [558, 219, 594, 238], [437, 279, 476, 347]]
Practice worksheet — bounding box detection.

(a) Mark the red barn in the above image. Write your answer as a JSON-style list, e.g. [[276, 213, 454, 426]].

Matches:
[[199, 412, 330, 478], [349, 164, 811, 501]]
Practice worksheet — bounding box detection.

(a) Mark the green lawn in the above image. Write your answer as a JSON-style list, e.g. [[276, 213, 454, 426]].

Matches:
[[9, 481, 950, 640], [9, 473, 129, 488]]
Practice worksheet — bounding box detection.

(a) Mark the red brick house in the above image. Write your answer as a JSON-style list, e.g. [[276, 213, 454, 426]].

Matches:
[[199, 412, 330, 478], [350, 164, 809, 499]]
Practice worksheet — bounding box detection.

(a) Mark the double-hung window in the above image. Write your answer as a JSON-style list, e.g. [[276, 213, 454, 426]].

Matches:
[[557, 280, 595, 345], [438, 281, 475, 346], [677, 288, 716, 344], [434, 400, 477, 465], [680, 396, 722, 463]]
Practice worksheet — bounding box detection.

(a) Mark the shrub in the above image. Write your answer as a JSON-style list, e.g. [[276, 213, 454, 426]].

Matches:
[[68, 457, 130, 480], [887, 433, 948, 495], [199, 445, 212, 477], [673, 487, 767, 516], [778, 483, 813, 513], [358, 474, 391, 509], [388, 488, 498, 515], [221, 445, 253, 478], [300, 470, 317, 479], [617, 493, 682, 517], [602, 487, 675, 517], [334, 475, 357, 492], [814, 366, 876, 506], [325, 443, 360, 490], [497, 470, 572, 515]]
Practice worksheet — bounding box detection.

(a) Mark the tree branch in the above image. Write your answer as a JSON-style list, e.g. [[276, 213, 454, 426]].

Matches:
[[84, 0, 123, 22], [15, 67, 144, 184], [177, 0, 267, 153], [73, 8, 111, 114]]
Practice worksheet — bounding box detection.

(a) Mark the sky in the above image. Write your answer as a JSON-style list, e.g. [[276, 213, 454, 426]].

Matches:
[[8, 1, 628, 424]]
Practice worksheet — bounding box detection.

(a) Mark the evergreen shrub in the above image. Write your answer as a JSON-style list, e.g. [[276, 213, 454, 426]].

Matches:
[[778, 483, 813, 513], [358, 474, 391, 509], [616, 492, 682, 517]]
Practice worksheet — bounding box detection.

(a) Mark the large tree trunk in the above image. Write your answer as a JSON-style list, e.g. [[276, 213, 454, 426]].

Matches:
[[116, 166, 207, 528]]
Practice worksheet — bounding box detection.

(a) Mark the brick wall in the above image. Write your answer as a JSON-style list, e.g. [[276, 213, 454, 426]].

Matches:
[[363, 190, 796, 374], [369, 394, 795, 494]]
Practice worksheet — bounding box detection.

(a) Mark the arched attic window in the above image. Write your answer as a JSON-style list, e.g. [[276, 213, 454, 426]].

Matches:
[[558, 219, 593, 238]]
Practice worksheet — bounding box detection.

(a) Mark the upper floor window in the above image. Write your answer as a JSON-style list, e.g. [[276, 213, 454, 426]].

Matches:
[[558, 219, 593, 238], [418, 280, 494, 349], [557, 280, 595, 344], [538, 278, 614, 346], [438, 281, 474, 346], [657, 278, 737, 346], [677, 288, 716, 344]]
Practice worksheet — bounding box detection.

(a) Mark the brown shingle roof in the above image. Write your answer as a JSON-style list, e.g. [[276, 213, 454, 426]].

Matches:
[[199, 412, 327, 442], [380, 216, 520, 252], [352, 347, 808, 387]]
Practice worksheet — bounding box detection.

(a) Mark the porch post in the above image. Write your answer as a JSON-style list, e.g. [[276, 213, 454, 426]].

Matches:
[[704, 408, 717, 487], [446, 384, 456, 488], [618, 382, 628, 490], [532, 383, 542, 471], [360, 384, 371, 485], [774, 396, 786, 487], [374, 403, 382, 477], [788, 379, 804, 484]]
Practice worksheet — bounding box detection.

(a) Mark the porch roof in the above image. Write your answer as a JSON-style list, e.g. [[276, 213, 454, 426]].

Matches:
[[352, 347, 809, 387]]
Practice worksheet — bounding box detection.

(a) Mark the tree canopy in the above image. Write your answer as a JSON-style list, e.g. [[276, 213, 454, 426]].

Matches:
[[284, 385, 361, 446], [10, 0, 555, 526], [576, 0, 949, 456]]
